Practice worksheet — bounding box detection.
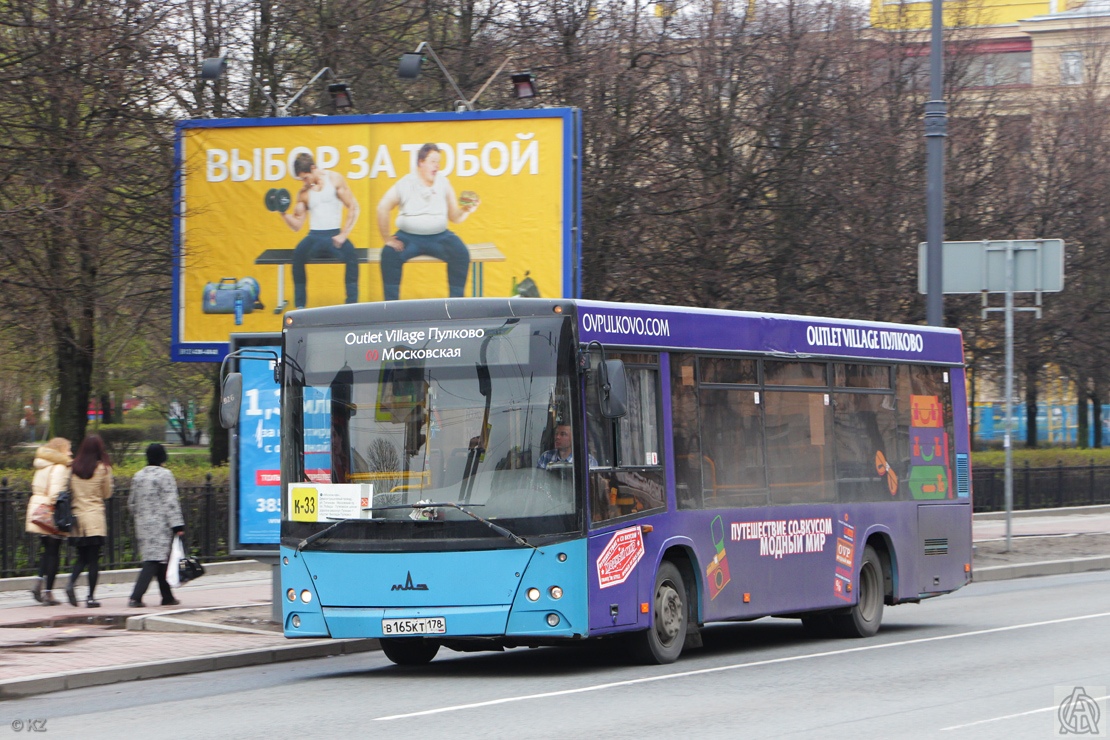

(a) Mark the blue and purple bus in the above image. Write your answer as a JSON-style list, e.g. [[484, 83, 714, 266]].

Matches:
[[220, 298, 972, 665]]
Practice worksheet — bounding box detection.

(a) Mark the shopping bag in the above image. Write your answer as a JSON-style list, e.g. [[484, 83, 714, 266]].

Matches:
[[167, 536, 184, 587]]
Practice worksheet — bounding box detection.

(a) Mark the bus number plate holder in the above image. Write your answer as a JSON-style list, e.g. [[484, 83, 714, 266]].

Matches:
[[381, 617, 447, 636]]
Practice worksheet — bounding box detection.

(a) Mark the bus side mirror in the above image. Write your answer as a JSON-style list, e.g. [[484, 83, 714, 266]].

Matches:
[[219, 372, 243, 429], [598, 359, 627, 419]]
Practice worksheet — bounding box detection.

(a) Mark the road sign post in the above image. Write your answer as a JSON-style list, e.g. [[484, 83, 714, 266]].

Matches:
[[920, 239, 1065, 551]]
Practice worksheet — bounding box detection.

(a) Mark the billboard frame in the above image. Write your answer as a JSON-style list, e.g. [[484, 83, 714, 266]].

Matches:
[[226, 332, 283, 558], [172, 107, 582, 362]]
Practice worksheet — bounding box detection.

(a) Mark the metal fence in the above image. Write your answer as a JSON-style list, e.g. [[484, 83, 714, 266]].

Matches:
[[2, 464, 1108, 577], [971, 462, 1110, 512], [0, 475, 230, 578]]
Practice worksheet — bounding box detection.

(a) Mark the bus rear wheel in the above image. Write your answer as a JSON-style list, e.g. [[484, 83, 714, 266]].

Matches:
[[380, 637, 440, 666], [630, 561, 687, 665], [829, 545, 884, 638]]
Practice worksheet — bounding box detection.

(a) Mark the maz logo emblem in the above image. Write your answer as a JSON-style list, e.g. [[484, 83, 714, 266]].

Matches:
[[391, 571, 428, 591]]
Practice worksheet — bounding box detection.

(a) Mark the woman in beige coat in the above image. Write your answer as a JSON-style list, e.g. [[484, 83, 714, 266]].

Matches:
[[25, 437, 72, 605], [65, 435, 113, 607]]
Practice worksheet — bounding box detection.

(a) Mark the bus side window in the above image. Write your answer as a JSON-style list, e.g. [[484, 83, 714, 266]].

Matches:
[[670, 354, 703, 510]]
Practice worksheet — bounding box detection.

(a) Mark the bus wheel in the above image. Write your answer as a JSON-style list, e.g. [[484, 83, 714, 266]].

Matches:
[[380, 637, 440, 666], [830, 545, 884, 638], [631, 561, 687, 665]]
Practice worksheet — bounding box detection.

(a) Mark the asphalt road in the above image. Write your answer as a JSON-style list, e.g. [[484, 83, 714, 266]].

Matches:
[[5, 570, 1109, 739]]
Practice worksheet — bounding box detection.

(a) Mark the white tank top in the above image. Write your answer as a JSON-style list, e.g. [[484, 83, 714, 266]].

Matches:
[[307, 172, 342, 231]]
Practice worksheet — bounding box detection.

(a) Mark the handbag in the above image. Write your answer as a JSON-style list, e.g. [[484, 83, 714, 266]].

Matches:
[[52, 488, 75, 533], [168, 536, 205, 587], [30, 502, 59, 535], [179, 552, 205, 584]]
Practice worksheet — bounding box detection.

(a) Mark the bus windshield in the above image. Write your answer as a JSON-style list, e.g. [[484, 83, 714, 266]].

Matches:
[[280, 314, 581, 548]]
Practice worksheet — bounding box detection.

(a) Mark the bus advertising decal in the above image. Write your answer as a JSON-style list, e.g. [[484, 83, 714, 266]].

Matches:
[[833, 515, 855, 603], [577, 303, 964, 364], [597, 526, 645, 589], [729, 517, 832, 560], [908, 394, 953, 500], [706, 515, 731, 600]]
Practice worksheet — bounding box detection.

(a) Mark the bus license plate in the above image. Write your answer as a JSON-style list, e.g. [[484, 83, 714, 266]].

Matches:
[[381, 617, 447, 636]]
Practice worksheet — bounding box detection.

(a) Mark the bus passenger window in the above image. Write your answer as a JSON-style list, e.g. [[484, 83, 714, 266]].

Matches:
[[670, 354, 702, 510]]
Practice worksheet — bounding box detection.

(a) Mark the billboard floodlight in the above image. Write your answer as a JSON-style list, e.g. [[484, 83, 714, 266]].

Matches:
[[200, 56, 227, 81], [398, 53, 425, 80], [328, 82, 353, 111], [511, 72, 536, 99], [398, 42, 532, 111]]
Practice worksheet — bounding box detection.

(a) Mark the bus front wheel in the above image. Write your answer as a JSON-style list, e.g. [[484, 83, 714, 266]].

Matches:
[[380, 637, 440, 666], [630, 561, 687, 665], [830, 545, 884, 638]]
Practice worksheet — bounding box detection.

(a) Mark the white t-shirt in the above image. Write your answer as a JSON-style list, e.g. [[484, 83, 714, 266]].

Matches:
[[387, 172, 454, 235], [307, 172, 343, 231]]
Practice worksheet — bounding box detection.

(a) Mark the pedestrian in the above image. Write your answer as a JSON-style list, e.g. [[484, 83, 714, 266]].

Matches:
[[25, 437, 72, 605], [66, 434, 113, 608], [128, 443, 185, 608], [20, 405, 35, 443]]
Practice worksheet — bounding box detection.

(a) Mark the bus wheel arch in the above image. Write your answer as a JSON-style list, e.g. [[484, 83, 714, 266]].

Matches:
[[865, 533, 897, 606]]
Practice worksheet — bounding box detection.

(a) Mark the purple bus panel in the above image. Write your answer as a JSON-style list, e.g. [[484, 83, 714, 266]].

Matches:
[[577, 301, 964, 365], [585, 500, 971, 634]]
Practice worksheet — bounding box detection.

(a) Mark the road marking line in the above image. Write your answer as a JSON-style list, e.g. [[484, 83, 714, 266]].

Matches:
[[376, 610, 1110, 721], [940, 694, 1110, 731]]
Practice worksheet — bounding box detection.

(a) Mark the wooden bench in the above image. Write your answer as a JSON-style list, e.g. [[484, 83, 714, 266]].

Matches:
[[254, 242, 505, 312]]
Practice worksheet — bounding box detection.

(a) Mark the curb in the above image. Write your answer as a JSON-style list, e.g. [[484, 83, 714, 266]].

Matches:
[[973, 554, 1110, 582], [127, 604, 278, 635], [0, 637, 379, 699], [973, 504, 1110, 521], [0, 560, 269, 593]]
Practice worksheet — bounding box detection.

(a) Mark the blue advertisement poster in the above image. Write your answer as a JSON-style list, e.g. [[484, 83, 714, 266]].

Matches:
[[237, 346, 282, 544], [303, 386, 332, 483]]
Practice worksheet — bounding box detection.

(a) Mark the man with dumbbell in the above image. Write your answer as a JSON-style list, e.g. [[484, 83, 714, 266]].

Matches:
[[271, 152, 360, 309]]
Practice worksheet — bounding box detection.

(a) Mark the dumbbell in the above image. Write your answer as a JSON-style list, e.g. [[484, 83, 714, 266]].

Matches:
[[263, 188, 292, 213]]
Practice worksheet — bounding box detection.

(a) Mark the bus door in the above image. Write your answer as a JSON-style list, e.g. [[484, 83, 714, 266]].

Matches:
[[584, 351, 667, 631]]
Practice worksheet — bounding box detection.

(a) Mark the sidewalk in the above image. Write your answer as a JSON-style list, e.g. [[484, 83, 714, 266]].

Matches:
[[2, 507, 1109, 700], [0, 563, 376, 699]]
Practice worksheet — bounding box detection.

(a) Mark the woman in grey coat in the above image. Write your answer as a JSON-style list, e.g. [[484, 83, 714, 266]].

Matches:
[[128, 444, 185, 607]]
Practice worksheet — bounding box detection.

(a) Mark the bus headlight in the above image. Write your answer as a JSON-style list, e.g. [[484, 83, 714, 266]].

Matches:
[[549, 586, 563, 600], [286, 588, 296, 602], [300, 590, 313, 603], [291, 615, 301, 628], [546, 613, 560, 627], [527, 588, 541, 602]]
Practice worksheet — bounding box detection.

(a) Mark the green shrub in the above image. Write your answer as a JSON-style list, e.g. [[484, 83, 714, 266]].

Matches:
[[93, 424, 149, 465], [972, 447, 1110, 469], [0, 427, 24, 453]]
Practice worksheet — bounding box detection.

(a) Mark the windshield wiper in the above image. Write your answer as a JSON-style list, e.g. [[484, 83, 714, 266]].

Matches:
[[296, 517, 358, 552], [369, 501, 541, 552]]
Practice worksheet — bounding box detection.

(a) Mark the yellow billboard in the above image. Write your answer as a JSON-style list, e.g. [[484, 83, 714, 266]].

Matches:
[[173, 110, 579, 360]]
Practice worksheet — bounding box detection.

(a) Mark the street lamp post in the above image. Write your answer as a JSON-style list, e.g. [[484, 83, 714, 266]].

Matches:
[[925, 0, 947, 328]]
